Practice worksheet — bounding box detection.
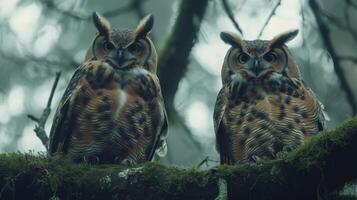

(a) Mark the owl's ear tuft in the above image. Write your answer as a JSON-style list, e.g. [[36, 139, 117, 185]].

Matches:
[[220, 31, 243, 49], [270, 29, 299, 48], [135, 14, 154, 40], [92, 11, 111, 40]]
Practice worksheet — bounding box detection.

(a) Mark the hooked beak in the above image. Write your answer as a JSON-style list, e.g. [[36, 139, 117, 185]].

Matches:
[[109, 48, 135, 67], [252, 59, 263, 77], [116, 48, 125, 65]]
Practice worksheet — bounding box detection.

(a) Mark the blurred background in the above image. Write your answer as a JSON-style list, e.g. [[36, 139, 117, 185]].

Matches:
[[0, 0, 356, 168]]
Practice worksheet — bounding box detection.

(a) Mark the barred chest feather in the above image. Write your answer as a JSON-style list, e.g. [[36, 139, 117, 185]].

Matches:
[[222, 79, 321, 162], [66, 61, 165, 163]]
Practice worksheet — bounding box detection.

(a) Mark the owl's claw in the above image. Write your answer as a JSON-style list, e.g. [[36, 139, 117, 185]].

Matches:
[[121, 158, 135, 166], [83, 155, 100, 164], [229, 74, 248, 102], [114, 156, 122, 164], [114, 157, 135, 166]]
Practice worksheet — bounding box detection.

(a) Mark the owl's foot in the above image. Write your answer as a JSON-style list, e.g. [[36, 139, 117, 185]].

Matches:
[[121, 158, 135, 166], [276, 145, 296, 159], [86, 62, 118, 89], [114, 157, 136, 166], [82, 155, 100, 164], [228, 74, 249, 103]]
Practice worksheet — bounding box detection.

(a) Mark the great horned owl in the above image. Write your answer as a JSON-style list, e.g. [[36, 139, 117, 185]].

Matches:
[[49, 12, 168, 164], [213, 30, 326, 164]]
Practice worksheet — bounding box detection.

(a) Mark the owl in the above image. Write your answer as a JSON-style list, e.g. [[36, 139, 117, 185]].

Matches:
[[49, 12, 168, 165], [213, 30, 326, 164]]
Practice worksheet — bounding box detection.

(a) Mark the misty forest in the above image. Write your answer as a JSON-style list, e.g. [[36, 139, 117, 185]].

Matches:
[[0, 0, 357, 199]]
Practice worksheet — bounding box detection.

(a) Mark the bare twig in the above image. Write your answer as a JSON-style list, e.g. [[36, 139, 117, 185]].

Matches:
[[339, 56, 357, 63], [27, 72, 62, 150], [130, 0, 157, 42], [221, 0, 243, 34], [309, 0, 357, 115], [39, 0, 138, 22], [197, 156, 219, 168], [317, 5, 357, 45], [345, 0, 357, 9], [197, 156, 209, 168], [257, 0, 282, 38]]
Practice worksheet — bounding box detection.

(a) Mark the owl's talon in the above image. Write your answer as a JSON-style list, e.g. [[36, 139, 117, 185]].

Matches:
[[114, 156, 122, 164], [121, 158, 135, 166], [83, 156, 100, 164]]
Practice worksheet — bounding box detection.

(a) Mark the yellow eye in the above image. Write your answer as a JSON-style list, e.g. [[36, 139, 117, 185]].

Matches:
[[237, 53, 250, 64], [264, 52, 277, 63]]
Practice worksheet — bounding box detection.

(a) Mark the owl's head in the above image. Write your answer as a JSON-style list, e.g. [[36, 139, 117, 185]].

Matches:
[[85, 12, 157, 73], [220, 30, 301, 84]]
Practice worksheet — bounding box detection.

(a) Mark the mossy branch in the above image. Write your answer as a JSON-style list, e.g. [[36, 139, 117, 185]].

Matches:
[[1, 117, 357, 199]]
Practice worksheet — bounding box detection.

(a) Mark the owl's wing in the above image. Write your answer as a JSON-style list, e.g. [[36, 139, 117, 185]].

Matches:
[[152, 101, 169, 159], [214, 86, 234, 164], [144, 76, 169, 161], [49, 66, 85, 155], [302, 80, 328, 131]]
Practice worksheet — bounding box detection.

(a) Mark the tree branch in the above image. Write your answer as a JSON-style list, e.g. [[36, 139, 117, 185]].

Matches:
[[157, 0, 209, 107], [155, 0, 210, 158], [339, 55, 357, 64], [257, 0, 282, 38], [316, 8, 357, 45], [309, 0, 357, 115], [221, 0, 243, 34], [27, 72, 61, 150], [39, 0, 141, 22], [1, 116, 357, 199]]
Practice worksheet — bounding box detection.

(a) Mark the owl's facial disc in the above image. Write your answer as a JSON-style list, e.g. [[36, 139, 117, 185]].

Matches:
[[104, 40, 146, 69], [237, 51, 277, 79]]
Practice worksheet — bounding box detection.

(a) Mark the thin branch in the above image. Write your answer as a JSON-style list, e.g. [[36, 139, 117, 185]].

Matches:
[[39, 0, 138, 22], [345, 0, 357, 9], [27, 72, 62, 151], [309, 0, 357, 115], [197, 156, 210, 168], [197, 156, 219, 168], [130, 0, 157, 42], [0, 25, 79, 71], [221, 0, 243, 34], [338, 56, 357, 63], [317, 6, 357, 45], [257, 0, 282, 38]]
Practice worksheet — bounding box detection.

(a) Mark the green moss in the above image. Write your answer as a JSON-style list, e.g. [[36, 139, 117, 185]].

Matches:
[[0, 117, 357, 199]]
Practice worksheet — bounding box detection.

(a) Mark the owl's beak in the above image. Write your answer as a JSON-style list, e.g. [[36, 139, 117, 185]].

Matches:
[[116, 49, 125, 65], [252, 59, 264, 77], [114, 48, 135, 66]]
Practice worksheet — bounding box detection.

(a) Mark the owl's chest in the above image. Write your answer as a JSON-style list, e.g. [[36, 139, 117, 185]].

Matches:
[[68, 85, 164, 161], [223, 80, 316, 141], [68, 66, 163, 147]]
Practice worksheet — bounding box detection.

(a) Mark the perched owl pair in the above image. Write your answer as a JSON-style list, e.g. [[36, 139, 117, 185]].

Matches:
[[49, 12, 325, 165]]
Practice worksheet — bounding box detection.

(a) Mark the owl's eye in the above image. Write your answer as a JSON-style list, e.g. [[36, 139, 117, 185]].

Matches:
[[237, 53, 250, 64], [128, 42, 143, 53], [264, 52, 277, 63], [103, 41, 115, 52]]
